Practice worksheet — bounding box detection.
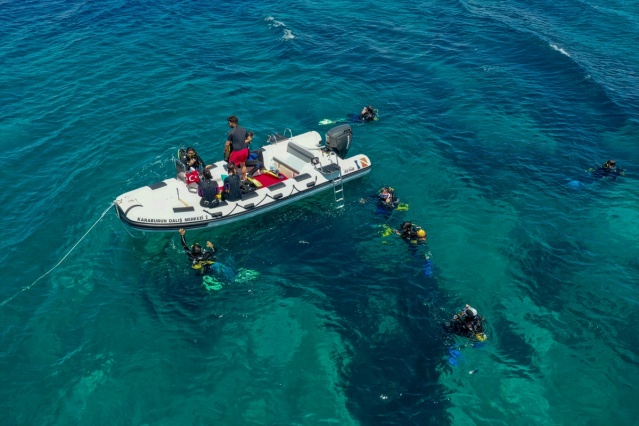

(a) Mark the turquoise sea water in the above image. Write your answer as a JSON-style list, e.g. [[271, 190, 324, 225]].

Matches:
[[1, 0, 638, 424]]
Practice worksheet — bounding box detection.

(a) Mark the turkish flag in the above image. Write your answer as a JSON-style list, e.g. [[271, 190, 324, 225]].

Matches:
[[186, 171, 200, 184]]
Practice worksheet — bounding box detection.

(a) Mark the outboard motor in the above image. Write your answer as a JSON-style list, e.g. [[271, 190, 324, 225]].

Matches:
[[325, 124, 352, 159]]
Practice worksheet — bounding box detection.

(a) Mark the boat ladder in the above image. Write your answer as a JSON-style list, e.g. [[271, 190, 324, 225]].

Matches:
[[329, 153, 345, 209]]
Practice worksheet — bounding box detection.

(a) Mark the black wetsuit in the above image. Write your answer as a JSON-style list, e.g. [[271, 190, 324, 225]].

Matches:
[[359, 108, 376, 122], [399, 223, 422, 241], [377, 191, 398, 210], [198, 179, 219, 207], [246, 150, 264, 176], [180, 151, 205, 171], [181, 234, 215, 273], [592, 163, 624, 180], [222, 174, 242, 201], [445, 314, 485, 338]]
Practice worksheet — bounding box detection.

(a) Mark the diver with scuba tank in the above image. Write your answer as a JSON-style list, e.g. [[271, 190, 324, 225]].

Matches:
[[178, 228, 216, 275], [395, 221, 427, 243], [360, 186, 401, 212], [444, 304, 487, 341]]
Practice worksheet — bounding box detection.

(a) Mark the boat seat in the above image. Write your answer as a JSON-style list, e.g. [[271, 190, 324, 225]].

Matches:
[[287, 142, 315, 162], [273, 142, 316, 175]]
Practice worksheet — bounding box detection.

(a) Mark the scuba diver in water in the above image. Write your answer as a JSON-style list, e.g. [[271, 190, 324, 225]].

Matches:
[[395, 221, 427, 243], [377, 187, 399, 210], [179, 228, 216, 275], [359, 186, 408, 217], [360, 186, 401, 216], [444, 304, 487, 341], [394, 221, 431, 275], [590, 159, 625, 180], [319, 105, 378, 126], [358, 105, 377, 122], [346, 105, 377, 123]]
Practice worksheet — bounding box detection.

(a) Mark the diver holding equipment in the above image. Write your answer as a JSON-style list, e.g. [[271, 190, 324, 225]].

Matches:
[[179, 228, 216, 275]]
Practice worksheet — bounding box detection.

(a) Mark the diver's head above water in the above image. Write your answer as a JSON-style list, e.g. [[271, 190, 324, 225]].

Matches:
[[464, 304, 478, 318]]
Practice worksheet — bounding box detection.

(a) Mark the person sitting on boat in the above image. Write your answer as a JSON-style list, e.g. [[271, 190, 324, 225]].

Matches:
[[222, 163, 242, 202], [179, 228, 216, 275], [225, 115, 250, 180], [591, 159, 625, 180], [198, 168, 219, 208], [395, 221, 426, 243], [359, 105, 377, 122], [246, 150, 265, 177], [445, 304, 487, 341], [180, 147, 206, 172], [243, 132, 265, 178]]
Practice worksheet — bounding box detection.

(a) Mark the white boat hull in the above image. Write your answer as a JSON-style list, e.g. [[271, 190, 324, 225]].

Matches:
[[114, 129, 371, 232]]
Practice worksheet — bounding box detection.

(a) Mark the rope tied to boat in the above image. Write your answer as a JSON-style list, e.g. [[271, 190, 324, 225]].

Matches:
[[0, 202, 115, 308]]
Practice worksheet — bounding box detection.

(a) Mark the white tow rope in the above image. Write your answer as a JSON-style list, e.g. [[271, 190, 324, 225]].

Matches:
[[0, 203, 114, 308]]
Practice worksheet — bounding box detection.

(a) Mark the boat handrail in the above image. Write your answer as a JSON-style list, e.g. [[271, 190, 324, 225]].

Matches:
[[267, 128, 294, 145]]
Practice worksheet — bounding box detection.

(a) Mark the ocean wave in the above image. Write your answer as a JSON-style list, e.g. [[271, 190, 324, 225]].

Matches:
[[460, 0, 639, 115], [549, 43, 571, 58], [265, 15, 295, 41]]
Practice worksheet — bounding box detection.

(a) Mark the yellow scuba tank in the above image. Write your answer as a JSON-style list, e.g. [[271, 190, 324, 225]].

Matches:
[[192, 260, 214, 270]]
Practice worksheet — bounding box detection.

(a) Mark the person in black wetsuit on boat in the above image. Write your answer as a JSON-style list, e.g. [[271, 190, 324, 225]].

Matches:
[[222, 163, 242, 201], [180, 147, 206, 172], [197, 168, 219, 208], [179, 228, 216, 275], [244, 131, 267, 177]]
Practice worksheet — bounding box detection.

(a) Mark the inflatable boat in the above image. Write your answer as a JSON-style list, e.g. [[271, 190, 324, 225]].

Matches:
[[114, 124, 371, 232]]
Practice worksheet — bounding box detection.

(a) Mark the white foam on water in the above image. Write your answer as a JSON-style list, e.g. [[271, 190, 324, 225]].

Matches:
[[549, 43, 571, 57]]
